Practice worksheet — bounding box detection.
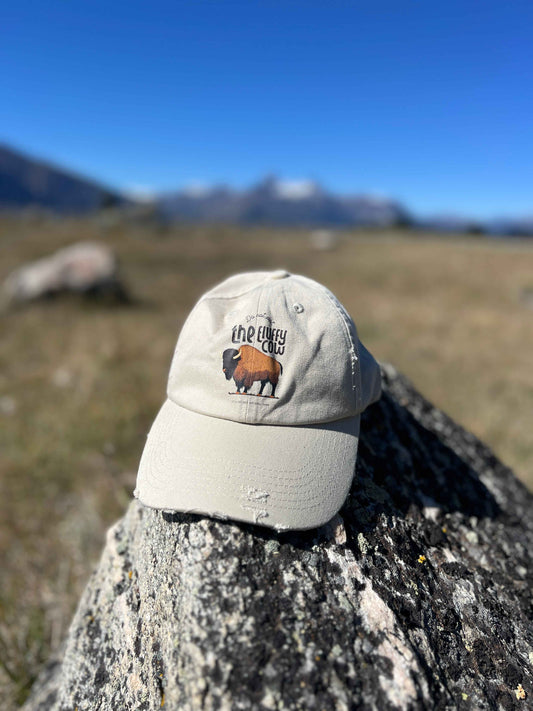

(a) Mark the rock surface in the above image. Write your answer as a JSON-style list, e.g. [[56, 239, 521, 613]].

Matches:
[[23, 365, 533, 711], [2, 241, 128, 305]]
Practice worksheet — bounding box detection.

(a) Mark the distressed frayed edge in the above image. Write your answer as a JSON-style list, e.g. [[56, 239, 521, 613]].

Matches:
[[273, 522, 291, 531], [241, 485, 270, 503], [239, 505, 269, 523]]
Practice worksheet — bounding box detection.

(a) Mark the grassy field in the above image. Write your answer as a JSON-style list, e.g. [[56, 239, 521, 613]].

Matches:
[[1, 214, 532, 707]]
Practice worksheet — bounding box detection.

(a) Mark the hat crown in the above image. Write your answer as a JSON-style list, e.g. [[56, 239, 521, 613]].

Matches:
[[168, 271, 381, 426]]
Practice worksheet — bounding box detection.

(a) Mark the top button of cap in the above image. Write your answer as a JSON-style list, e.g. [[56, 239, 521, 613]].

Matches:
[[270, 270, 290, 279]]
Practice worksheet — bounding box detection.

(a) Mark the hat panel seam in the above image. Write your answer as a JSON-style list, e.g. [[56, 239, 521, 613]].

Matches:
[[276, 280, 355, 422], [298, 278, 357, 407], [244, 280, 267, 422], [322, 289, 356, 396]]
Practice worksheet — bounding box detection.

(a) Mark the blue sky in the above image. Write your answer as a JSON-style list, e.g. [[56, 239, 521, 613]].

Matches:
[[2, 0, 532, 218]]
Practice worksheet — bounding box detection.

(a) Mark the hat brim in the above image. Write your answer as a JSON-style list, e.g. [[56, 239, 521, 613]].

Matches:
[[134, 398, 360, 531]]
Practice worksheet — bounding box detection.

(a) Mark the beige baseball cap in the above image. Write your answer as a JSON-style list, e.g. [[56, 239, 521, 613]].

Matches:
[[134, 270, 381, 531]]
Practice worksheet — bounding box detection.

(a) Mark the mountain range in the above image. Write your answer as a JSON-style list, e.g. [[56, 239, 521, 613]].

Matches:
[[0, 144, 125, 213], [1, 143, 531, 235], [157, 176, 411, 228]]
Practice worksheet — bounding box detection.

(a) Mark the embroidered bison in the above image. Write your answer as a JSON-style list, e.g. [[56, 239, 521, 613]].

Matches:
[[222, 345, 283, 397]]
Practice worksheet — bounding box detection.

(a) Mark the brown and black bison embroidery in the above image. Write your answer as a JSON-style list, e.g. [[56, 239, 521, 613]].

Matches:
[[222, 345, 283, 398]]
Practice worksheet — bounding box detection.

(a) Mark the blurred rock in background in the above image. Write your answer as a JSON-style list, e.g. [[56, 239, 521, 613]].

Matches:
[[309, 229, 339, 251], [2, 241, 130, 306]]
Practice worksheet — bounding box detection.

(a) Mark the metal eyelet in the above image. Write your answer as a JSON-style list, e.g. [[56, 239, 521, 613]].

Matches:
[[293, 303, 304, 313]]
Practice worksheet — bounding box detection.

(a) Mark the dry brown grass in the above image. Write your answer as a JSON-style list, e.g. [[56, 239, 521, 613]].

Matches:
[[1, 214, 532, 707]]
